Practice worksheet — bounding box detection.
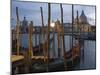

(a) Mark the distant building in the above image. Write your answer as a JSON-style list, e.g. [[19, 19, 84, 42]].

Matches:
[[74, 10, 92, 32], [52, 10, 94, 33], [21, 17, 28, 33]]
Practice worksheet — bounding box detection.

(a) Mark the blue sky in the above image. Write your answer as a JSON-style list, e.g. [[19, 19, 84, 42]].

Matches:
[[11, 0, 96, 28]]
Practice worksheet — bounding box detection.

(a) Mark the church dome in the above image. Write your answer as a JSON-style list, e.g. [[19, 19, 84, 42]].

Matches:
[[22, 17, 28, 26], [79, 10, 88, 24], [21, 17, 28, 33]]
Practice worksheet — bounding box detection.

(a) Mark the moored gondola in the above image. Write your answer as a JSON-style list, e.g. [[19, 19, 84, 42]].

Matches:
[[30, 44, 80, 73]]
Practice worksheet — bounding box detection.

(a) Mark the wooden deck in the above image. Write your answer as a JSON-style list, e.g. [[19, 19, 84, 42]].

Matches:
[[11, 55, 48, 62], [11, 55, 24, 62], [31, 56, 48, 60]]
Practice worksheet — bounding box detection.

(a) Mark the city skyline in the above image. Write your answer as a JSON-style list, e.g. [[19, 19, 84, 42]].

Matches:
[[11, 0, 96, 28]]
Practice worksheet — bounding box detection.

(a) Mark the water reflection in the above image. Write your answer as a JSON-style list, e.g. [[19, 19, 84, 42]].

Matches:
[[20, 34, 96, 69]]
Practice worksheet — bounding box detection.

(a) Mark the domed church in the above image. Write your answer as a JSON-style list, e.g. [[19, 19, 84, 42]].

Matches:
[[79, 10, 88, 24], [74, 10, 91, 32], [21, 17, 28, 33]]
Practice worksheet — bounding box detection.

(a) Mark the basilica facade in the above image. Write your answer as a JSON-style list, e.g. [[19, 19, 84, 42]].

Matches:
[[74, 10, 92, 32]]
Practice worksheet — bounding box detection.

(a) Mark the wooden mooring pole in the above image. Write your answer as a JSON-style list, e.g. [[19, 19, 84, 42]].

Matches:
[[46, 3, 51, 71], [76, 10, 80, 57], [40, 7, 46, 62], [52, 27, 55, 57], [76, 10, 82, 65], [60, 4, 67, 70], [16, 7, 20, 55], [23, 21, 34, 73], [56, 20, 61, 58], [35, 32, 37, 46], [28, 21, 33, 57], [72, 4, 74, 65], [39, 29, 41, 53]]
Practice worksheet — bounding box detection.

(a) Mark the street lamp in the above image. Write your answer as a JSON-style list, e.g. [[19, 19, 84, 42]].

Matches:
[[50, 22, 56, 58]]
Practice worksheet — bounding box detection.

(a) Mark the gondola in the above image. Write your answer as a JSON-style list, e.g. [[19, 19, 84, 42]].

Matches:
[[30, 44, 80, 73]]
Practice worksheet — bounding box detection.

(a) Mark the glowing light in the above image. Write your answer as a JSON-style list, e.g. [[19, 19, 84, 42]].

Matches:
[[33, 28, 35, 32], [50, 22, 55, 28]]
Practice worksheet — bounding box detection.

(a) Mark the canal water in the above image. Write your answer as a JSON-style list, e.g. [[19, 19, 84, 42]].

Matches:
[[20, 34, 96, 70], [75, 40, 96, 70]]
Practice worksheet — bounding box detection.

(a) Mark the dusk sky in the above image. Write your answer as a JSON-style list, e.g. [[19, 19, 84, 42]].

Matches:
[[11, 0, 96, 28]]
